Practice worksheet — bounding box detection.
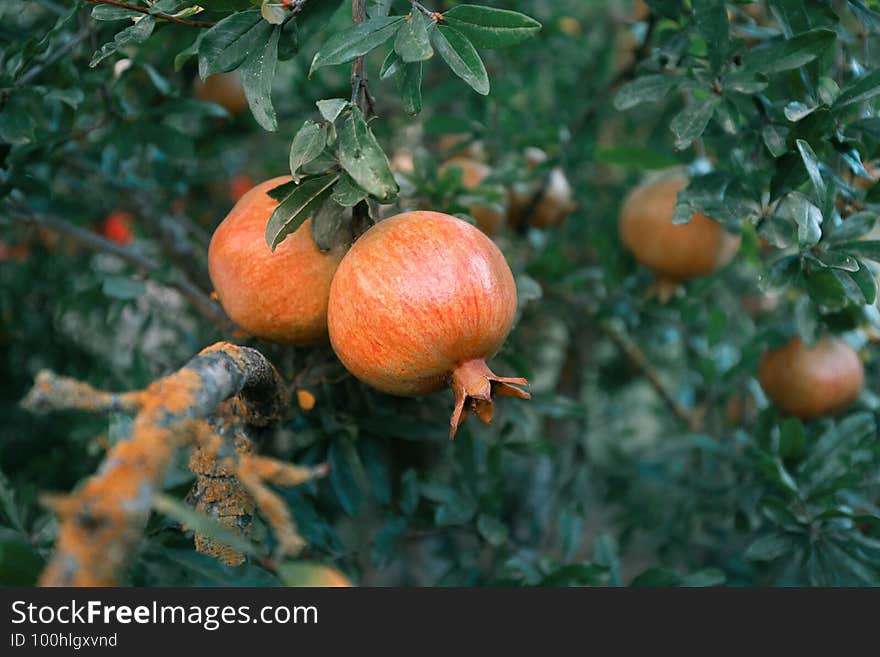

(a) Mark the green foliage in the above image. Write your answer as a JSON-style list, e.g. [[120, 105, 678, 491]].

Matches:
[[1, 0, 879, 588]]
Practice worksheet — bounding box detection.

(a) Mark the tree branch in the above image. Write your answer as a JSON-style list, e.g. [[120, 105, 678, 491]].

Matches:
[[599, 320, 702, 431], [83, 0, 215, 29], [23, 343, 325, 586], [351, 0, 372, 234], [5, 203, 237, 334]]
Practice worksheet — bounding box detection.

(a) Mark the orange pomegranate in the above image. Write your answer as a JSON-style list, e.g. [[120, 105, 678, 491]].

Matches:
[[193, 71, 248, 116], [100, 210, 134, 245], [758, 336, 864, 420], [208, 176, 343, 344], [327, 211, 529, 438], [437, 133, 485, 161], [508, 148, 576, 229], [438, 157, 506, 235], [619, 175, 740, 298]]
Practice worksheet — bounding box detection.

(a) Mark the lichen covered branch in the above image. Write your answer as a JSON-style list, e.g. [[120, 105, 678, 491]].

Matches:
[[22, 342, 321, 586]]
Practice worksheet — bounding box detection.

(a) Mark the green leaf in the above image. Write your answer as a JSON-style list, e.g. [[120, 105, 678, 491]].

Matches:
[[174, 35, 202, 71], [396, 61, 423, 115], [380, 50, 402, 79], [431, 25, 489, 95], [310, 197, 348, 252], [614, 74, 680, 110], [594, 146, 678, 170], [832, 240, 880, 262], [91, 5, 139, 21], [240, 25, 281, 131], [679, 568, 726, 587], [782, 192, 822, 248], [829, 212, 877, 242], [265, 173, 339, 249], [338, 107, 398, 201], [796, 139, 826, 198], [316, 98, 349, 123], [693, 0, 729, 72], [198, 10, 269, 79], [749, 28, 836, 74], [0, 538, 43, 586], [399, 469, 419, 515], [331, 173, 369, 207], [370, 516, 407, 568], [834, 69, 880, 109], [394, 11, 433, 62], [90, 16, 156, 67], [102, 276, 145, 300], [309, 16, 404, 75], [779, 417, 806, 460], [328, 440, 363, 516], [846, 263, 877, 304], [278, 16, 299, 60], [0, 97, 35, 145], [670, 97, 718, 150], [762, 124, 789, 158], [153, 494, 259, 558], [745, 533, 797, 561], [442, 4, 541, 49], [812, 251, 859, 272], [289, 121, 328, 177], [476, 514, 509, 547]]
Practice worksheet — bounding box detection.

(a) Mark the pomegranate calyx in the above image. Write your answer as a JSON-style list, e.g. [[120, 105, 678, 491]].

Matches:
[[449, 359, 530, 439]]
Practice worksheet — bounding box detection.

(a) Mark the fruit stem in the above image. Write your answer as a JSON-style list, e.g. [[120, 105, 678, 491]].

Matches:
[[449, 359, 530, 439]]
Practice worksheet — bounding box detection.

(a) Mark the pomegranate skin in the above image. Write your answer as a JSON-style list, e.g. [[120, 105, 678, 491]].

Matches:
[[619, 175, 740, 282], [208, 176, 343, 345], [327, 211, 528, 437], [758, 337, 864, 420]]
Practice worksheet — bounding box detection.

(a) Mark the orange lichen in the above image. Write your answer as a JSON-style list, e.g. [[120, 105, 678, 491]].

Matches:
[[28, 342, 322, 585]]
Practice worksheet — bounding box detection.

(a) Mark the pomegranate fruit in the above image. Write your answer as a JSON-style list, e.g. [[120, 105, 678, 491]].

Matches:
[[100, 210, 134, 245], [758, 336, 864, 420], [438, 157, 506, 235], [193, 71, 248, 116], [619, 175, 740, 299], [327, 211, 529, 438], [208, 176, 343, 345], [508, 148, 576, 229]]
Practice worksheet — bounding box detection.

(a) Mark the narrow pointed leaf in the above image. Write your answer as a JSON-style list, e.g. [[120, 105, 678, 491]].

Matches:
[[443, 4, 541, 48], [338, 108, 399, 201], [394, 11, 433, 62], [289, 121, 328, 177], [309, 16, 404, 75], [266, 174, 339, 249], [431, 25, 489, 95], [240, 25, 280, 131]]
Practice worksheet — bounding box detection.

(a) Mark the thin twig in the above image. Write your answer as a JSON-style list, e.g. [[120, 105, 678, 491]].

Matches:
[[17, 28, 92, 86], [599, 320, 701, 431], [351, 0, 371, 235], [83, 0, 215, 29], [5, 202, 236, 334]]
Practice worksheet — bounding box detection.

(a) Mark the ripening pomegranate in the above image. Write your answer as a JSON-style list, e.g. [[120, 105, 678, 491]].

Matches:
[[193, 71, 248, 116], [438, 157, 506, 235], [437, 133, 485, 161], [619, 175, 740, 300], [208, 176, 343, 344], [100, 210, 134, 245], [327, 211, 529, 438], [508, 148, 576, 230], [758, 336, 864, 420]]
